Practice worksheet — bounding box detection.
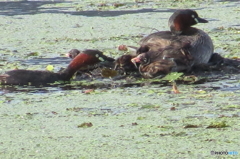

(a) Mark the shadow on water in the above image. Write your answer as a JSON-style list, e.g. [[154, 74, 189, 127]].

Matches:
[[0, 0, 69, 16], [0, 0, 204, 17], [19, 57, 71, 65], [0, 0, 239, 17], [68, 8, 173, 17]]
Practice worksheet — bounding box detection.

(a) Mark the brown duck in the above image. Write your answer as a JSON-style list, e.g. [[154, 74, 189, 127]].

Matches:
[[131, 46, 193, 78], [137, 9, 213, 66], [0, 50, 114, 85]]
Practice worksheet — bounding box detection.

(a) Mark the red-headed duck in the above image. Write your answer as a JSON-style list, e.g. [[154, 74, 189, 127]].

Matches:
[[0, 50, 113, 85], [138, 9, 213, 66]]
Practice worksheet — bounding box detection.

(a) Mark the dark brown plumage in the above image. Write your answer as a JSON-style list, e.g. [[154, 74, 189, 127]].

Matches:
[[114, 54, 138, 74], [137, 9, 213, 66], [131, 47, 193, 78]]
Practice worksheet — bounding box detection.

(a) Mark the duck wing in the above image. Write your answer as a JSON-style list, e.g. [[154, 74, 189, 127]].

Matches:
[[138, 46, 193, 77], [138, 31, 188, 54], [139, 59, 176, 78]]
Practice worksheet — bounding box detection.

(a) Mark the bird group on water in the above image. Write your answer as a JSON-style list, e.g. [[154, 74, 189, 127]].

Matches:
[[0, 9, 238, 86]]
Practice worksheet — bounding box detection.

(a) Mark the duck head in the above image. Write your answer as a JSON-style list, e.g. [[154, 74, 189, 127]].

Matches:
[[63, 49, 114, 78], [131, 53, 153, 69], [131, 49, 167, 67], [66, 49, 80, 59], [131, 53, 176, 78], [66, 49, 115, 62], [114, 54, 138, 74], [169, 9, 208, 35]]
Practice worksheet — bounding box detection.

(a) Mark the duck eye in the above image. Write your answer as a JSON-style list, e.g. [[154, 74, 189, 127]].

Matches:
[[191, 14, 199, 23]]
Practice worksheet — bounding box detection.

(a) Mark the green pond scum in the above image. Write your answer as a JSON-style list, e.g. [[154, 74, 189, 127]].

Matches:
[[0, 0, 240, 158]]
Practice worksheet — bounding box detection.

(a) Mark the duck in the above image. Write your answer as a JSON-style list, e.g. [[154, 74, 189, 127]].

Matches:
[[114, 54, 138, 74], [137, 9, 214, 66], [131, 46, 193, 78], [0, 50, 114, 85], [66, 49, 115, 71], [66, 49, 80, 59]]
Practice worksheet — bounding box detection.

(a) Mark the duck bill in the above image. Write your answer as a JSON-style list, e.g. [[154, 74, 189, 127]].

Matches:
[[66, 53, 71, 58], [197, 17, 208, 23], [113, 63, 119, 70], [131, 57, 140, 68], [132, 61, 138, 68]]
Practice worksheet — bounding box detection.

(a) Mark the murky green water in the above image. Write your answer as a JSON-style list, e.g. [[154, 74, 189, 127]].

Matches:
[[0, 0, 239, 158]]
